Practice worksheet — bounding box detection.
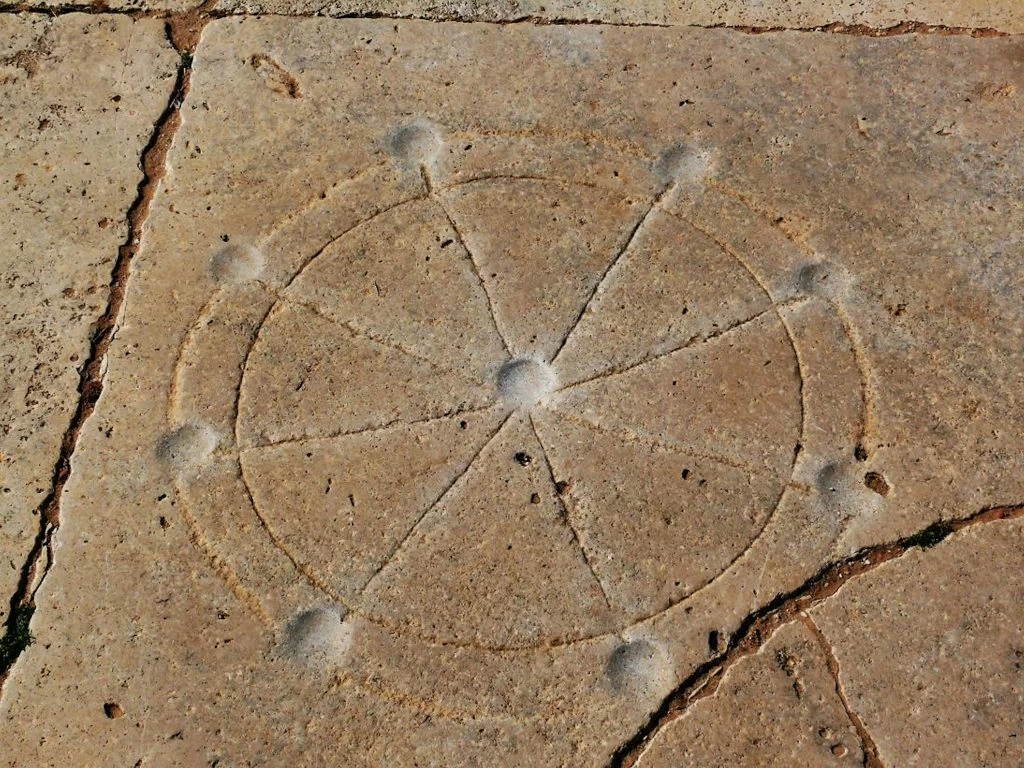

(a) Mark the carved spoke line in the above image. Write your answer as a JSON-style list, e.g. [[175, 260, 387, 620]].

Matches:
[[240, 402, 500, 453], [264, 286, 490, 395], [528, 413, 617, 616], [422, 164, 512, 358], [538, 403, 769, 477], [436, 173, 599, 192], [558, 297, 807, 393], [550, 179, 677, 366], [353, 411, 515, 599], [696, 181, 875, 456]]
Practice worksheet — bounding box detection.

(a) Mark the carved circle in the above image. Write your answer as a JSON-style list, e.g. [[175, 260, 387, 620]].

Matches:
[[171, 133, 833, 653]]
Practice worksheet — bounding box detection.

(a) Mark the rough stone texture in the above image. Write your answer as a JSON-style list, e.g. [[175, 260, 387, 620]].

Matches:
[[0, 14, 1022, 768], [0, 14, 177, 623], [810, 516, 1024, 768], [640, 621, 867, 766]]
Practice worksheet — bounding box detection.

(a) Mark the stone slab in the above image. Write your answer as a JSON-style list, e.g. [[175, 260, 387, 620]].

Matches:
[[811, 515, 1024, 768], [640, 621, 867, 766], [0, 13, 178, 622], [1, 16, 1022, 766]]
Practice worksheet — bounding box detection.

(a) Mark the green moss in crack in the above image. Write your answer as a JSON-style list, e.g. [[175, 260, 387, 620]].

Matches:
[[905, 521, 954, 550], [180, 51, 193, 68], [0, 603, 35, 674]]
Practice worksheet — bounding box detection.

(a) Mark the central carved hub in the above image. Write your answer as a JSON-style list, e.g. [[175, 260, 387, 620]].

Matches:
[[496, 358, 558, 408]]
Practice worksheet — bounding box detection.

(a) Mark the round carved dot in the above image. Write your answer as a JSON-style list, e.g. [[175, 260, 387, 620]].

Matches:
[[386, 121, 442, 165], [157, 423, 218, 469], [795, 260, 849, 301], [605, 638, 674, 697], [281, 605, 352, 668], [655, 143, 713, 186], [496, 358, 557, 408], [211, 243, 265, 284]]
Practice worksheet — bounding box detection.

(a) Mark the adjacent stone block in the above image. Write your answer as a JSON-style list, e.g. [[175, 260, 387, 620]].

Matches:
[[0, 14, 177, 622]]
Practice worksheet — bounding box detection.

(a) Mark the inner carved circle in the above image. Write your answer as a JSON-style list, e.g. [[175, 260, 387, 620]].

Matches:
[[496, 357, 558, 408]]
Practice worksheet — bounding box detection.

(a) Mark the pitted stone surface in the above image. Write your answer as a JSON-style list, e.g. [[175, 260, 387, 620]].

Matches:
[[0, 16, 1022, 768], [0, 14, 177, 624]]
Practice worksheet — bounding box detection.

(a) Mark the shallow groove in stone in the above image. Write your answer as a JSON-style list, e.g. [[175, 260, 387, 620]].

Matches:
[[528, 413, 616, 616]]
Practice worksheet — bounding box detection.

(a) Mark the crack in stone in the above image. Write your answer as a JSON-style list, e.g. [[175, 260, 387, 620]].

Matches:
[[0, 4, 1015, 37], [528, 413, 617, 618], [0, 8, 213, 689], [800, 613, 886, 768], [607, 502, 1024, 767]]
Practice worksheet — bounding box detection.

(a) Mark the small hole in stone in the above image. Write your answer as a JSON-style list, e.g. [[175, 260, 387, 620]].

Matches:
[[864, 471, 890, 497]]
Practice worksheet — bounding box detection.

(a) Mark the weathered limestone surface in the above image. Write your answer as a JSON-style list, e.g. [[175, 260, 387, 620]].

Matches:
[[0, 14, 177, 623], [0, 14, 1021, 768]]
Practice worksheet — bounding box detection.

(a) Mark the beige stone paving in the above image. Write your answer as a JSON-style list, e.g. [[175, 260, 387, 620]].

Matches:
[[0, 13, 177, 624], [0, 8, 1022, 768]]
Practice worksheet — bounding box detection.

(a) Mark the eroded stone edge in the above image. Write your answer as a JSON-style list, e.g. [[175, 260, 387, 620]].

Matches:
[[0, 1, 1018, 36]]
